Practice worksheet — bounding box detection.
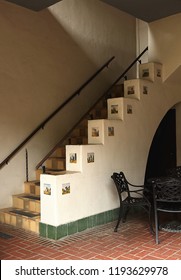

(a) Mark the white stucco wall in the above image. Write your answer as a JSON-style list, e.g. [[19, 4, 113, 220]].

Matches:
[[0, 0, 136, 208]]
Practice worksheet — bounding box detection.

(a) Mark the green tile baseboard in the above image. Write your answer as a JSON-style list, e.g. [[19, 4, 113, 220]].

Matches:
[[39, 208, 119, 240]]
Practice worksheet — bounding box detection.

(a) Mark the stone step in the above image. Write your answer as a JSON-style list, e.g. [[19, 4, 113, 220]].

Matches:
[[0, 207, 40, 233], [45, 157, 66, 170], [51, 146, 65, 158], [68, 136, 88, 145], [35, 169, 42, 181], [12, 193, 40, 213], [109, 84, 124, 98], [70, 127, 88, 138], [44, 170, 67, 175], [24, 180, 40, 196], [89, 107, 107, 120]]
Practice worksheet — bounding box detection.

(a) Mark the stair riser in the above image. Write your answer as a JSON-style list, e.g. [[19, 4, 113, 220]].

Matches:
[[71, 128, 87, 138], [24, 182, 40, 196], [13, 197, 40, 213], [46, 158, 65, 170], [52, 147, 65, 157], [36, 170, 42, 181], [0, 212, 39, 233], [69, 137, 88, 145]]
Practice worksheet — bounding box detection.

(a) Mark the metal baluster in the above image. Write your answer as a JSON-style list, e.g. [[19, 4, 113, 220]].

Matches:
[[25, 149, 29, 182]]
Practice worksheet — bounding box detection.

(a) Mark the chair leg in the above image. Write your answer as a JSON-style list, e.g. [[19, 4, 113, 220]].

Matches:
[[154, 209, 160, 244], [122, 207, 129, 223], [114, 208, 122, 232], [148, 206, 154, 234]]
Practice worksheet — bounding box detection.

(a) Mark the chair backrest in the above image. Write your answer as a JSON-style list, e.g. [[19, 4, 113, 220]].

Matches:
[[111, 172, 130, 201], [153, 178, 181, 203], [166, 166, 181, 178]]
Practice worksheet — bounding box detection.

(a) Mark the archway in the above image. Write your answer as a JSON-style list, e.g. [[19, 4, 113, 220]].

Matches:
[[145, 108, 176, 181]]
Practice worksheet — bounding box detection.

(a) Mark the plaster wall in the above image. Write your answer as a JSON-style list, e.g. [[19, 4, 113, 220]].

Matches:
[[49, 0, 136, 78], [148, 13, 181, 81], [148, 13, 181, 165], [136, 20, 148, 64], [0, 0, 136, 208]]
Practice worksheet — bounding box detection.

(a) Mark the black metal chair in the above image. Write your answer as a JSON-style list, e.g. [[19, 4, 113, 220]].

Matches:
[[152, 178, 181, 244], [111, 171, 153, 233], [166, 166, 181, 178]]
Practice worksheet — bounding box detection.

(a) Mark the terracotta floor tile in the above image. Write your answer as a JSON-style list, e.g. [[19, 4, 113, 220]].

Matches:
[[1, 213, 181, 260]]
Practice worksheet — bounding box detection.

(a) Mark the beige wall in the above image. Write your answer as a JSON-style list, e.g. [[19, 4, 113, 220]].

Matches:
[[0, 0, 136, 208], [148, 14, 181, 166], [49, 0, 136, 77], [149, 13, 181, 81]]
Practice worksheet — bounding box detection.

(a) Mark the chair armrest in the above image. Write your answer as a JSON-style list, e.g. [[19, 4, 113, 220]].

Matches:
[[129, 189, 144, 193], [128, 182, 145, 188]]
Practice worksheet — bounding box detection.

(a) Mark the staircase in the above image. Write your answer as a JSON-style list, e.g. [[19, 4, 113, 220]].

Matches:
[[0, 60, 164, 235], [0, 84, 124, 233], [0, 181, 40, 233]]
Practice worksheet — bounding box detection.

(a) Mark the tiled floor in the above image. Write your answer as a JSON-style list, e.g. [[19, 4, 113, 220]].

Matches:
[[1, 214, 181, 260]]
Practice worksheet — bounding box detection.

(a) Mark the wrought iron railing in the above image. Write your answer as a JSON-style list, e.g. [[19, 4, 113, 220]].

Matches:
[[36, 47, 148, 169]]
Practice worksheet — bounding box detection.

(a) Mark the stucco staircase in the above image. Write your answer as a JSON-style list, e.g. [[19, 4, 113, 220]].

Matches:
[[0, 62, 163, 234], [35, 83, 124, 177], [0, 84, 124, 233]]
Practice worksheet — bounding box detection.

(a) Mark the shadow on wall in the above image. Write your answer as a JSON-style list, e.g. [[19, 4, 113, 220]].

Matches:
[[0, 1, 113, 162]]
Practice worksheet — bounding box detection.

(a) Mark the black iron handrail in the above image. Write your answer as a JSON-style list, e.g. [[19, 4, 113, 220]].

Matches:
[[0, 56, 115, 169], [36, 47, 148, 169]]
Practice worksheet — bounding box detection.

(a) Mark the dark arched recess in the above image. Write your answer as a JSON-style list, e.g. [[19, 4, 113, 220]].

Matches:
[[145, 108, 176, 182]]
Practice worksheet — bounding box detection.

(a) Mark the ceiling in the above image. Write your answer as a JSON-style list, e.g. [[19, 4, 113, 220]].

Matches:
[[4, 0, 63, 11], [4, 0, 181, 22], [101, 0, 181, 22]]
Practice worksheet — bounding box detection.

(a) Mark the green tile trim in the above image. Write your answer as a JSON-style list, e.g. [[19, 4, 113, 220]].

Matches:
[[39, 222, 47, 237], [57, 224, 68, 239], [78, 218, 87, 232], [39, 207, 119, 240], [97, 212, 105, 225], [48, 224, 57, 240], [68, 221, 78, 235], [87, 215, 97, 228]]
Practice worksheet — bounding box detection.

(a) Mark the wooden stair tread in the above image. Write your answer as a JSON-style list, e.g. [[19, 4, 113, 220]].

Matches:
[[48, 156, 65, 160], [25, 180, 40, 185], [45, 169, 66, 175], [13, 193, 40, 201], [24, 180, 40, 188]]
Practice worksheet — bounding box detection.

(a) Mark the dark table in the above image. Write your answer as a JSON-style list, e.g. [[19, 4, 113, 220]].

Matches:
[[146, 176, 181, 232]]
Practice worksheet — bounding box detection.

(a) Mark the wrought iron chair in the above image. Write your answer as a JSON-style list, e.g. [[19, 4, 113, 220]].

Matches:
[[166, 166, 181, 178], [111, 171, 153, 233], [152, 178, 181, 244]]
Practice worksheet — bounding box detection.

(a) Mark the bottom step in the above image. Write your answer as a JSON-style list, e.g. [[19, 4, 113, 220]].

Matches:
[[0, 207, 40, 233]]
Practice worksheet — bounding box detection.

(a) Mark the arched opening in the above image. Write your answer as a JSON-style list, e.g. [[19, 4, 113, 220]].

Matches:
[[145, 108, 176, 181]]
